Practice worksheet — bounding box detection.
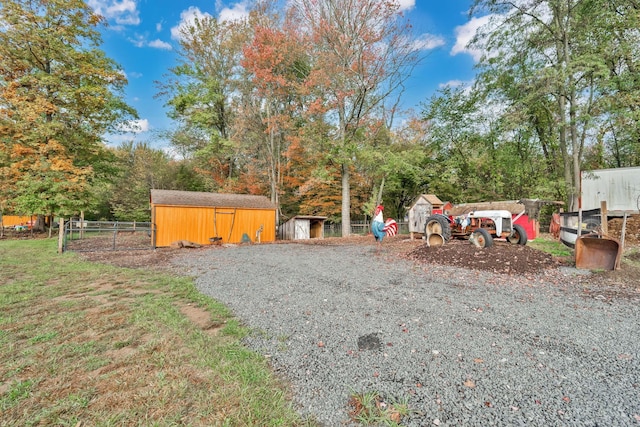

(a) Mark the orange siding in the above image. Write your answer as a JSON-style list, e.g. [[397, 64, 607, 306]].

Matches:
[[1, 215, 36, 227], [152, 205, 276, 247]]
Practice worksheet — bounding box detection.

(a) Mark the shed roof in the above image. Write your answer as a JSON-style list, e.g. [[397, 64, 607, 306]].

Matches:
[[150, 189, 276, 210], [287, 215, 328, 221], [411, 194, 444, 208], [448, 200, 526, 216]]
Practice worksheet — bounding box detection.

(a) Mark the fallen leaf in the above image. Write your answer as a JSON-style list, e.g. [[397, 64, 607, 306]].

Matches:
[[463, 379, 475, 388], [562, 396, 571, 403], [317, 341, 324, 347], [474, 358, 484, 363]]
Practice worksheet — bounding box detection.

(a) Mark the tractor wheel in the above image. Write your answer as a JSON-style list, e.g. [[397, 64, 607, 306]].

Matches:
[[424, 215, 451, 241], [471, 228, 493, 248], [508, 224, 528, 245]]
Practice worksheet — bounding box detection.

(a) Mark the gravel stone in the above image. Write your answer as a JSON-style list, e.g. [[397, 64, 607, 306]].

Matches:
[[174, 242, 640, 426]]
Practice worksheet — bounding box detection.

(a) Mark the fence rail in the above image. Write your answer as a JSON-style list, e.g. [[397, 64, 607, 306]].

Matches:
[[63, 220, 155, 252], [323, 221, 409, 238]]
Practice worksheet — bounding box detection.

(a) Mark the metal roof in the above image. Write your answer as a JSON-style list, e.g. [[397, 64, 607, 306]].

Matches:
[[150, 189, 276, 210]]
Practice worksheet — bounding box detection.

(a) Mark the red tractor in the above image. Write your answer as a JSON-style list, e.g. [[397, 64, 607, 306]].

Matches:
[[424, 210, 528, 248]]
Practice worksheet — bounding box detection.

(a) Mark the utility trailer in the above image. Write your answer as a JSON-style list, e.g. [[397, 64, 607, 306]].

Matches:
[[424, 210, 528, 248]]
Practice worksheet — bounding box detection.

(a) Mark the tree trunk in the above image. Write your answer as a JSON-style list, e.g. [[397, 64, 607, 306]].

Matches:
[[554, 2, 575, 210], [375, 177, 385, 206], [341, 163, 350, 237]]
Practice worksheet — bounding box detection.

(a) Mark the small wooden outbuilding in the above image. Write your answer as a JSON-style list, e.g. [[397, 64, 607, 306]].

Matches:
[[408, 194, 444, 237], [0, 215, 36, 229], [150, 189, 277, 247], [281, 215, 327, 240]]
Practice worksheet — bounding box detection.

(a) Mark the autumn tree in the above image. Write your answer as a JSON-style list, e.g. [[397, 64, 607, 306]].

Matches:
[[0, 0, 136, 224], [240, 8, 314, 222], [290, 0, 419, 235]]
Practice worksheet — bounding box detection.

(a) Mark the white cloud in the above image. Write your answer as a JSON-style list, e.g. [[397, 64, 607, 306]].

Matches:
[[219, 1, 250, 22], [148, 39, 172, 50], [438, 80, 465, 89], [117, 119, 150, 134], [171, 7, 213, 40], [156, 21, 163, 32], [412, 33, 446, 51], [128, 71, 143, 79], [129, 34, 146, 47], [88, 0, 140, 26], [450, 15, 493, 62], [129, 34, 172, 50], [397, 0, 415, 12]]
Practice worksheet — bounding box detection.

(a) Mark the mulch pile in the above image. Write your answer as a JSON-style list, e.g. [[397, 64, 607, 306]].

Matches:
[[405, 239, 558, 275], [608, 216, 640, 245]]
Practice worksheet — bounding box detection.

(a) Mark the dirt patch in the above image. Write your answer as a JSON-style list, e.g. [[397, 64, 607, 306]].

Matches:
[[76, 247, 184, 270]]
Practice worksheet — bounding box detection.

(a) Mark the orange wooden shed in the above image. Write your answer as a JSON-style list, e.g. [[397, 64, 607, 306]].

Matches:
[[150, 189, 277, 247], [1, 215, 36, 228]]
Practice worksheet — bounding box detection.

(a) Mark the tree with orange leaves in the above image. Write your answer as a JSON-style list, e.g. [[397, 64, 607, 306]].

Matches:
[[289, 0, 419, 236], [241, 11, 312, 223], [0, 0, 136, 225]]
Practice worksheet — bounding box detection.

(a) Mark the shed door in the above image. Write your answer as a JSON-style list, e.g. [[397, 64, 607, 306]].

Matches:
[[410, 202, 432, 233], [295, 219, 310, 239]]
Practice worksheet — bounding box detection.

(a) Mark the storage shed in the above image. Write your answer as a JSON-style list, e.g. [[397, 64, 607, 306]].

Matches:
[[408, 194, 444, 237], [448, 200, 539, 240], [150, 189, 277, 247], [281, 215, 327, 240], [1, 215, 36, 229]]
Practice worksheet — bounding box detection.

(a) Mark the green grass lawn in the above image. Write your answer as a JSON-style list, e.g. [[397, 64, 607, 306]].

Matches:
[[529, 235, 573, 257], [0, 239, 315, 426]]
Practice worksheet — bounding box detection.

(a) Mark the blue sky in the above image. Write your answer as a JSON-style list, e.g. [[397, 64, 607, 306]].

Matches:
[[88, 0, 486, 150]]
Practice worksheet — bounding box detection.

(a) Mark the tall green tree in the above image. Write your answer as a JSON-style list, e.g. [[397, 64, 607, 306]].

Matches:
[[109, 142, 176, 221], [470, 0, 635, 209], [0, 0, 136, 222], [158, 12, 253, 189], [595, 1, 640, 168]]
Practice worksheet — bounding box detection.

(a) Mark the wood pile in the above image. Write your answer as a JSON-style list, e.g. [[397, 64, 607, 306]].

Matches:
[[608, 215, 640, 245]]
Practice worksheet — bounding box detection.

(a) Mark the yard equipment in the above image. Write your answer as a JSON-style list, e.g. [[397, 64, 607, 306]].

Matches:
[[424, 210, 528, 248], [575, 232, 621, 270]]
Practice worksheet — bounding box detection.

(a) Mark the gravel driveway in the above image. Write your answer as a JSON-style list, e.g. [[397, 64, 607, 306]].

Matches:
[[175, 242, 640, 426]]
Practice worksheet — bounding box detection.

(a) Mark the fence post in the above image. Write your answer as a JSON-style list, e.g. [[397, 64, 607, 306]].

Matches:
[[80, 211, 85, 239], [113, 221, 117, 250], [57, 217, 64, 254]]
